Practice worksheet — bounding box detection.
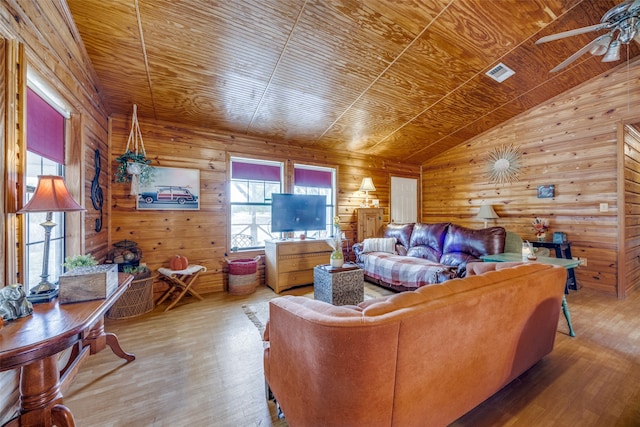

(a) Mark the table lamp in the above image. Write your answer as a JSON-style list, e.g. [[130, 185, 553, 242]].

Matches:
[[476, 204, 499, 228], [17, 175, 85, 296], [359, 177, 376, 207]]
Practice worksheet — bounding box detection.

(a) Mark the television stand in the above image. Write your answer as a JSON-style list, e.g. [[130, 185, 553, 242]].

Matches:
[[265, 239, 333, 293]]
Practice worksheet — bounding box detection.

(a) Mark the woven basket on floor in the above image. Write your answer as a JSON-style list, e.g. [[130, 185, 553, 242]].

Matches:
[[227, 257, 259, 295], [107, 276, 154, 319]]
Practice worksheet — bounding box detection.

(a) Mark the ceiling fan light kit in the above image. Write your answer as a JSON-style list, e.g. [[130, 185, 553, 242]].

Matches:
[[589, 34, 613, 55], [537, 0, 640, 72], [602, 40, 622, 62]]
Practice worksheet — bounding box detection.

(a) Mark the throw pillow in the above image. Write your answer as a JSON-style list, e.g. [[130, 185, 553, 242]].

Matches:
[[362, 237, 397, 254]]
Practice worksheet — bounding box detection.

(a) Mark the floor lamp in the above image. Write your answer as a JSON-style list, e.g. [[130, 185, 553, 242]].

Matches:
[[18, 175, 85, 297]]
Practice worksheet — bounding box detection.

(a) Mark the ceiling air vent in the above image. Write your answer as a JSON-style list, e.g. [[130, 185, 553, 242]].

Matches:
[[486, 63, 515, 83]]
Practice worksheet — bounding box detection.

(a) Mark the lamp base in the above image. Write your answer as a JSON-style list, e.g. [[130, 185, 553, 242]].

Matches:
[[31, 281, 57, 294], [27, 288, 58, 304]]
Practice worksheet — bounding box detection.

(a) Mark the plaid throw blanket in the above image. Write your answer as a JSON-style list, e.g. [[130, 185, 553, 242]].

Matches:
[[363, 252, 457, 288]]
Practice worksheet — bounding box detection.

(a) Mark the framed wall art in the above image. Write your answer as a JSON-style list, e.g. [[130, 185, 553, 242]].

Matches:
[[537, 184, 555, 199], [136, 166, 200, 210]]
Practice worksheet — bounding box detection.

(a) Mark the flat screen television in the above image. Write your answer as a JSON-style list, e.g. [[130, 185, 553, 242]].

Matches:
[[271, 194, 327, 233]]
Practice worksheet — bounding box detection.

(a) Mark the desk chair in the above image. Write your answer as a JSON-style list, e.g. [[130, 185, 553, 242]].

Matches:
[[157, 265, 206, 312]]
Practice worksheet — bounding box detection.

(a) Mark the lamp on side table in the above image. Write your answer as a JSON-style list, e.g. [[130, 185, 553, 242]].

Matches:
[[17, 175, 85, 302]]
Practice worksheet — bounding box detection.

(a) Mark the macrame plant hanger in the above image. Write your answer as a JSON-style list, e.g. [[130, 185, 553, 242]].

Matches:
[[125, 104, 146, 195]]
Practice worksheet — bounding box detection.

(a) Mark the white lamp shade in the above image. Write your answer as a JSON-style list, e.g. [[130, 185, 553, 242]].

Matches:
[[359, 177, 376, 192], [476, 204, 499, 220]]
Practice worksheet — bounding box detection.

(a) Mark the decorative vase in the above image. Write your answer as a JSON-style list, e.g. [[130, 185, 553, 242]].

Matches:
[[330, 250, 344, 268], [537, 232, 546, 242]]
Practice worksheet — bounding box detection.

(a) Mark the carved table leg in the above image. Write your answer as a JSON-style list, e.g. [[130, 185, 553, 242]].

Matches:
[[51, 404, 76, 427], [84, 317, 135, 362], [105, 332, 135, 362], [19, 356, 76, 427]]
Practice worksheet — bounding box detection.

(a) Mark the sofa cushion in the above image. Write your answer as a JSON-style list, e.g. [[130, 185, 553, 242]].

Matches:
[[406, 222, 450, 262], [440, 224, 506, 268], [384, 223, 414, 250], [362, 237, 397, 254], [362, 252, 457, 291]]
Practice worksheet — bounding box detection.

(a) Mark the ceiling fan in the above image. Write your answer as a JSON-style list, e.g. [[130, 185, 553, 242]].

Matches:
[[536, 0, 640, 72]]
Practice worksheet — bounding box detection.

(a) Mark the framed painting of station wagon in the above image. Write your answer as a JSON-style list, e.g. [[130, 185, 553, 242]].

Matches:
[[136, 166, 200, 210]]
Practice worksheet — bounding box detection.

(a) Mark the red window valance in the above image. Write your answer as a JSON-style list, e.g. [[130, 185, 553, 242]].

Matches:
[[27, 88, 65, 164], [231, 161, 281, 182], [295, 168, 332, 188]]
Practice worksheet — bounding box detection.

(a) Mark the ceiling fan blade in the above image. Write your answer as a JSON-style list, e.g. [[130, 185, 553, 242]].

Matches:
[[536, 23, 608, 44], [549, 36, 607, 72]]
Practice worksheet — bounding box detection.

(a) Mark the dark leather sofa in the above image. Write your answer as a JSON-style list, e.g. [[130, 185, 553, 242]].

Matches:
[[353, 222, 506, 291]]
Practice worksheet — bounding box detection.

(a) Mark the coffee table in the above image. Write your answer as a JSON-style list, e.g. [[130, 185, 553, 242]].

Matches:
[[480, 253, 578, 337], [314, 263, 364, 306]]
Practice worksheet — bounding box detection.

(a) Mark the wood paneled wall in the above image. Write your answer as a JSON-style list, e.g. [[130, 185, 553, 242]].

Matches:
[[623, 124, 640, 296], [108, 115, 419, 296], [421, 61, 640, 297]]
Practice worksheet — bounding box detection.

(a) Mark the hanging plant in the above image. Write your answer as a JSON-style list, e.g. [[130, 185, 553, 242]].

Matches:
[[116, 104, 154, 195], [115, 150, 153, 183]]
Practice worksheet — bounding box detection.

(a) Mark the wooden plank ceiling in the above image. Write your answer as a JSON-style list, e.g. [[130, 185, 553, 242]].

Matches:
[[66, 0, 640, 164]]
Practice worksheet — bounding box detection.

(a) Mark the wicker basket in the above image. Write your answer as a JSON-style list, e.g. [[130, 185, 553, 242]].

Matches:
[[227, 257, 259, 295], [107, 276, 154, 319]]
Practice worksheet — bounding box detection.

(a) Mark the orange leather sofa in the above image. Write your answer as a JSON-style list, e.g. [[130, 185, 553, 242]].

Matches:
[[263, 262, 566, 426]]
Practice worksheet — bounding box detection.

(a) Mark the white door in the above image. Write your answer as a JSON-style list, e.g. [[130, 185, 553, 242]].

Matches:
[[391, 176, 418, 223]]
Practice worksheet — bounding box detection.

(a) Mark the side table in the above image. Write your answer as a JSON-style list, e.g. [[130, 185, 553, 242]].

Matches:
[[314, 263, 364, 306], [481, 253, 577, 337], [157, 265, 206, 312], [531, 240, 578, 290]]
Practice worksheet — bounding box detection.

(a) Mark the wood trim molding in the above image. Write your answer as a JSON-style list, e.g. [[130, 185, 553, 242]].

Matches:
[[617, 120, 626, 299], [4, 38, 25, 284]]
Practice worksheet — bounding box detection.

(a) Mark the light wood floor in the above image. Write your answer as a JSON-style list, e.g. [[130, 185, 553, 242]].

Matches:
[[64, 283, 640, 427]]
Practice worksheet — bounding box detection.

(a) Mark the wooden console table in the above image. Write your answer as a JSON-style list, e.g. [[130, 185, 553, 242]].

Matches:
[[0, 273, 135, 427]]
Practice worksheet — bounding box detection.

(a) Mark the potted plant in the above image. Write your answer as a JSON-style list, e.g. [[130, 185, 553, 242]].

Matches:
[[122, 264, 151, 280], [114, 150, 153, 184], [62, 254, 98, 271]]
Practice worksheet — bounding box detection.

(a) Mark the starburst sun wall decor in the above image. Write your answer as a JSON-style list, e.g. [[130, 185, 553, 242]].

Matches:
[[487, 144, 523, 184]]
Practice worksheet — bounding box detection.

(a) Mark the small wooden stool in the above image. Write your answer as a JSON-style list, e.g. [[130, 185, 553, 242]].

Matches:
[[157, 265, 206, 312]]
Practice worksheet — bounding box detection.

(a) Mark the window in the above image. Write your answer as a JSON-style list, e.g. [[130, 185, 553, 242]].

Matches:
[[293, 164, 336, 238], [230, 158, 283, 249], [24, 87, 67, 292]]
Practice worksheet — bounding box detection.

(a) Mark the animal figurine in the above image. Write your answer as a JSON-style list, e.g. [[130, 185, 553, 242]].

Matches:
[[0, 284, 33, 321]]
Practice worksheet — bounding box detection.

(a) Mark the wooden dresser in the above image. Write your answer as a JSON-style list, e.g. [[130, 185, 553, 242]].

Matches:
[[357, 208, 384, 242], [265, 239, 333, 293]]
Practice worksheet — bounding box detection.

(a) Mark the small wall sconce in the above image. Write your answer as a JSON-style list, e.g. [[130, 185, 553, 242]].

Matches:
[[359, 177, 376, 207], [476, 204, 499, 228]]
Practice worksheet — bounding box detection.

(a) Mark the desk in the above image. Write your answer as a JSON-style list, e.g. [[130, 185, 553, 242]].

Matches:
[[531, 240, 578, 290], [480, 253, 577, 337], [0, 273, 134, 427]]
